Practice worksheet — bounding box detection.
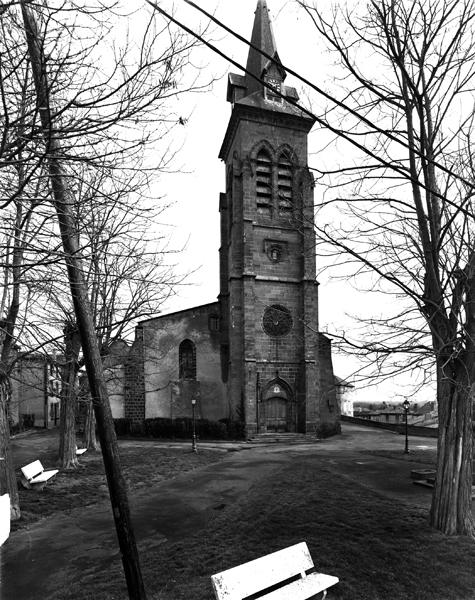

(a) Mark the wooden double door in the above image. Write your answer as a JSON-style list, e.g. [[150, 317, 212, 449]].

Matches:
[[259, 380, 296, 433]]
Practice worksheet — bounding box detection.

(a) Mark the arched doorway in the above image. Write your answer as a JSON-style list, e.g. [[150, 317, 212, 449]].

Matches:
[[260, 379, 295, 433]]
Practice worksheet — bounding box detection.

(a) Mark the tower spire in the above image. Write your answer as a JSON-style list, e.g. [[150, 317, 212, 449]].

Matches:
[[245, 0, 286, 96]]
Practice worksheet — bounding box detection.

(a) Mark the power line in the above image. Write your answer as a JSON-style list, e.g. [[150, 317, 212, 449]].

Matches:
[[183, 1, 475, 200], [145, 0, 410, 173], [145, 0, 475, 224]]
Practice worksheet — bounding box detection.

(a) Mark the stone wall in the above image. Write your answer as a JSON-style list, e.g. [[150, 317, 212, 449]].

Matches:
[[104, 365, 126, 419], [103, 339, 130, 419], [317, 334, 341, 436], [125, 303, 227, 422], [219, 105, 339, 436], [125, 327, 145, 422]]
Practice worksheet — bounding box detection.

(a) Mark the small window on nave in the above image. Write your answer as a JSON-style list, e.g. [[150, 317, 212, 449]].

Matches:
[[179, 339, 196, 380], [209, 314, 220, 332], [256, 149, 272, 216]]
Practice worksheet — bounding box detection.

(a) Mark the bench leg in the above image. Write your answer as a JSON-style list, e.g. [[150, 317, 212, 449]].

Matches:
[[21, 478, 48, 491], [20, 477, 32, 490]]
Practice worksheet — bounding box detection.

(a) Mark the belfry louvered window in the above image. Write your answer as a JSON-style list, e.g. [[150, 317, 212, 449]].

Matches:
[[277, 152, 293, 214], [256, 149, 272, 215]]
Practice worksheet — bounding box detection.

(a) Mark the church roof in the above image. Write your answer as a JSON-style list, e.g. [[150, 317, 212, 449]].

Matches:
[[236, 89, 307, 119], [334, 375, 355, 388], [137, 301, 219, 325], [245, 0, 286, 96]]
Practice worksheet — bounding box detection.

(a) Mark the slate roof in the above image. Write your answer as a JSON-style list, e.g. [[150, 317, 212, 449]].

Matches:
[[334, 375, 355, 388]]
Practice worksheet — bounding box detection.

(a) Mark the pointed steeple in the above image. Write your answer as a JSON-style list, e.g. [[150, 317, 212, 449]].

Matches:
[[221, 0, 314, 158], [245, 0, 286, 96]]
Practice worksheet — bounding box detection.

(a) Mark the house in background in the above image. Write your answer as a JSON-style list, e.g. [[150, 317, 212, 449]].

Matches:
[[335, 376, 355, 416], [10, 352, 61, 429]]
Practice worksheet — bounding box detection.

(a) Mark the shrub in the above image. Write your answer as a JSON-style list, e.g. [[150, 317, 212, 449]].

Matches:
[[315, 422, 341, 438], [200, 419, 227, 439], [9, 422, 21, 435], [21, 413, 35, 429], [144, 417, 173, 438], [113, 418, 131, 436], [117, 417, 246, 440], [219, 418, 245, 440], [129, 421, 145, 437]]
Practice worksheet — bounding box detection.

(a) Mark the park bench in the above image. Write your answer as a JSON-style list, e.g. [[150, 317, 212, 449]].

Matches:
[[76, 446, 87, 456], [20, 460, 59, 490], [211, 541, 339, 600], [0, 494, 10, 546]]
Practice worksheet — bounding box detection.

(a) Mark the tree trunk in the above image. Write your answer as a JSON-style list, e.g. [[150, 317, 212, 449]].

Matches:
[[84, 397, 99, 450], [58, 323, 81, 469], [430, 358, 475, 536], [0, 374, 20, 521], [21, 4, 147, 597]]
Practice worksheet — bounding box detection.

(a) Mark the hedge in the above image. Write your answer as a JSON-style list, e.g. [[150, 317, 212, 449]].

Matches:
[[113, 417, 245, 440]]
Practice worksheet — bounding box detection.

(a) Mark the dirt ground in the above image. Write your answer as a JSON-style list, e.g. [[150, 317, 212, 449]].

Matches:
[[2, 424, 470, 599], [10, 432, 228, 532]]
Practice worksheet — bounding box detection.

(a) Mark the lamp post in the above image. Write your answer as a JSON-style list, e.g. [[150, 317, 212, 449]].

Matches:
[[191, 397, 197, 453], [402, 398, 410, 454]]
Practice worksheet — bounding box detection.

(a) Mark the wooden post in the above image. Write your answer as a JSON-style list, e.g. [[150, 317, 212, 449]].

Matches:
[[20, 3, 147, 597]]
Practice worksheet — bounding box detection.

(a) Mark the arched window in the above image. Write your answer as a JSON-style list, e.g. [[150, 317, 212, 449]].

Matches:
[[179, 339, 196, 380], [277, 152, 293, 214], [256, 149, 272, 216]]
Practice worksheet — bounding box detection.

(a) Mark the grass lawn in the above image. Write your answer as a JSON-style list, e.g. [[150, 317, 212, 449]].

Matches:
[[12, 443, 225, 532], [49, 450, 475, 600]]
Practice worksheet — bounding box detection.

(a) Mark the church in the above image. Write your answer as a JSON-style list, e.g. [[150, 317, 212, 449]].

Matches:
[[120, 0, 340, 437]]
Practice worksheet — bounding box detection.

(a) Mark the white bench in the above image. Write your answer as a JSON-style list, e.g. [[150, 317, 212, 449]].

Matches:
[[76, 447, 87, 456], [20, 460, 59, 490], [211, 541, 339, 600], [0, 494, 10, 546]]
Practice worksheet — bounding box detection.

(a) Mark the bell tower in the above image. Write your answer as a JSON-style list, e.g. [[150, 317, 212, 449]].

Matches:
[[218, 0, 339, 436]]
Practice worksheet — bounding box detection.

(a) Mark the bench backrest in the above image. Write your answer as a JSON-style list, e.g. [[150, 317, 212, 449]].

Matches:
[[211, 542, 314, 600], [0, 494, 10, 546], [21, 460, 44, 482]]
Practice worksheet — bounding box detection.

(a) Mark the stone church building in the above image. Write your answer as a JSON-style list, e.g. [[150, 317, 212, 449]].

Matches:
[[121, 0, 340, 437]]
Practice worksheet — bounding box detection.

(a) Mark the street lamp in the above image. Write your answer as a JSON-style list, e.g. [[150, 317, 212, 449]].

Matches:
[[402, 398, 410, 454], [191, 397, 198, 453]]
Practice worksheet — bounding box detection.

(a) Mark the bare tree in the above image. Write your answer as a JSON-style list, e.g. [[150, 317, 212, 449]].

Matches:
[[297, 0, 475, 536], [2, 0, 205, 482], [57, 319, 81, 467], [44, 169, 183, 455], [0, 0, 207, 594], [0, 11, 55, 519], [0, 198, 25, 521], [18, 1, 148, 595]]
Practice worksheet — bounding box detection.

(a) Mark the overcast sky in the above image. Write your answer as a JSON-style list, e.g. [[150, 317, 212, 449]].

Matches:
[[149, 0, 434, 407]]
